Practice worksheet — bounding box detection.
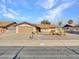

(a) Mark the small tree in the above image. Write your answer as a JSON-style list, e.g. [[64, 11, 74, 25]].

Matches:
[[41, 20, 51, 24], [58, 21, 63, 27], [68, 19, 73, 24]]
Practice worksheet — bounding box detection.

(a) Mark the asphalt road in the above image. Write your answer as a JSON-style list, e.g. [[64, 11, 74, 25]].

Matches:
[[0, 46, 79, 59]]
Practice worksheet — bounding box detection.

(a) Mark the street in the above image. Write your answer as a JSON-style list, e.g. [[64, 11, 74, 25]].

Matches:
[[0, 46, 79, 59]]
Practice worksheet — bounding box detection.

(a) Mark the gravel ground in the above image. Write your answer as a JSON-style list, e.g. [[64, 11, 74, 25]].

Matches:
[[0, 33, 79, 46]]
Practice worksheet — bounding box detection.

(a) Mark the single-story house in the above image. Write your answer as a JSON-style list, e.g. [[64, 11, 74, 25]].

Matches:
[[6, 22, 17, 33], [0, 22, 13, 33], [75, 26, 79, 31], [0, 22, 13, 26], [63, 24, 75, 32], [64, 24, 74, 27], [16, 22, 40, 33], [0, 21, 57, 34], [0, 26, 6, 33], [0, 22, 17, 33], [37, 24, 56, 33]]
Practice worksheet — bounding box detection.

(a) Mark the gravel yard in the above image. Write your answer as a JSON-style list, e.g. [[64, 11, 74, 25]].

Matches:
[[0, 33, 79, 46]]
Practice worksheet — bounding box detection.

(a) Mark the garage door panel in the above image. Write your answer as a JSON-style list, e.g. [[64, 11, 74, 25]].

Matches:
[[7, 28, 16, 33], [18, 27, 33, 33]]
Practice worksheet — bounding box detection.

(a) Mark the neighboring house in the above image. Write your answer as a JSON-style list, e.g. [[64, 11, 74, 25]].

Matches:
[[64, 24, 79, 34], [64, 24, 75, 32], [75, 26, 79, 31], [0, 26, 6, 33], [64, 24, 74, 27], [0, 22, 13, 33], [37, 24, 56, 33], [16, 22, 39, 33], [0, 22, 17, 33], [0, 22, 13, 26], [6, 22, 17, 33], [0, 21, 57, 34]]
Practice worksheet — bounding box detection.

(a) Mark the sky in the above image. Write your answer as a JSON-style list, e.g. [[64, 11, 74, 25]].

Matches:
[[0, 0, 79, 24]]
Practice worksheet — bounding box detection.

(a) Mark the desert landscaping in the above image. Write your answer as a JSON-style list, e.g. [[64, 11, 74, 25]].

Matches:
[[0, 21, 79, 46], [0, 32, 79, 46]]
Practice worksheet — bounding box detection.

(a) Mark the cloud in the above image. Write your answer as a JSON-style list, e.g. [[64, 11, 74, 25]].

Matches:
[[2, 9, 29, 21], [0, 0, 26, 20], [7, 0, 18, 7], [0, 1, 18, 19], [1, 8, 18, 19], [8, 9, 18, 15], [19, 16, 29, 20], [47, 2, 74, 19], [62, 0, 74, 2], [20, 0, 28, 7], [0, 0, 6, 4], [0, 0, 30, 22], [0, 4, 6, 13], [41, 0, 56, 9], [0, 2, 29, 20], [8, 0, 28, 8], [37, 1, 75, 22], [37, 0, 57, 9], [3, 12, 16, 19], [0, 0, 7, 13]]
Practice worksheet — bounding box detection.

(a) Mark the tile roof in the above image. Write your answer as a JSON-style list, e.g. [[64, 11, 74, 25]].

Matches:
[[0, 26, 6, 28], [0, 21, 17, 28], [37, 24, 56, 29], [64, 24, 75, 27], [0, 22, 12, 26], [17, 22, 39, 28]]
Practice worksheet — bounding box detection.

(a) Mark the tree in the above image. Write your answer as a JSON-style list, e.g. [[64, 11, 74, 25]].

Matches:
[[58, 21, 63, 27], [68, 19, 73, 24], [41, 20, 51, 24]]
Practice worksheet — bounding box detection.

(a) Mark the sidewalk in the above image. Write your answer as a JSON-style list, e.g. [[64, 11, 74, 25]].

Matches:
[[0, 39, 79, 46]]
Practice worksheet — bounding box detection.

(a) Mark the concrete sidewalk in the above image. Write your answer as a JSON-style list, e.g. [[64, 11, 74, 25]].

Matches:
[[0, 40, 79, 46]]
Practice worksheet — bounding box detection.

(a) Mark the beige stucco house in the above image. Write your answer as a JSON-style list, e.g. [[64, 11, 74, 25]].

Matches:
[[0, 22, 17, 33], [16, 22, 40, 33], [0, 21, 57, 34], [37, 24, 56, 33], [0, 26, 6, 33], [6, 22, 17, 33]]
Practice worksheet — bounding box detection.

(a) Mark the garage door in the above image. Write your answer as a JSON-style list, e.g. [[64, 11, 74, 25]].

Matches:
[[7, 28, 16, 33], [18, 26, 33, 33]]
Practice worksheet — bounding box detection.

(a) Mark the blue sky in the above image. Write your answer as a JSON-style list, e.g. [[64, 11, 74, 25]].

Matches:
[[0, 0, 79, 24]]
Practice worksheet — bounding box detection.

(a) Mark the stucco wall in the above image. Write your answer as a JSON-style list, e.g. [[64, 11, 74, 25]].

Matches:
[[0, 28, 6, 33], [41, 28, 53, 33], [16, 24, 36, 33]]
